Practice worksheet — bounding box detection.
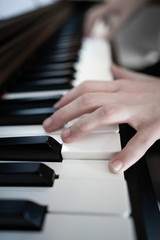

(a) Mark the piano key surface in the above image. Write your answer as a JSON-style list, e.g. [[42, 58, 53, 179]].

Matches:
[[0, 133, 121, 161], [0, 214, 136, 240], [0, 2, 137, 239], [0, 123, 119, 137], [0, 160, 124, 181], [0, 178, 131, 217], [0, 199, 47, 230], [0, 162, 56, 186]]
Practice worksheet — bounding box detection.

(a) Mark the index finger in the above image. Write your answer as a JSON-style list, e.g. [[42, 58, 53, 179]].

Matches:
[[54, 80, 119, 109]]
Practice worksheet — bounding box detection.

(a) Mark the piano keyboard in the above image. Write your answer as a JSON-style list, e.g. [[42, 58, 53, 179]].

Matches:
[[0, 2, 137, 240]]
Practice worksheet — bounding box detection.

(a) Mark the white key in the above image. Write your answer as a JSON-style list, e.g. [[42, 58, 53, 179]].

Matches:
[[2, 90, 67, 100], [61, 132, 121, 160], [0, 125, 60, 136], [47, 160, 124, 180], [0, 214, 136, 240], [73, 21, 113, 86], [91, 20, 110, 39], [1, 160, 124, 181], [0, 122, 119, 138], [0, 178, 130, 217], [73, 37, 113, 86]]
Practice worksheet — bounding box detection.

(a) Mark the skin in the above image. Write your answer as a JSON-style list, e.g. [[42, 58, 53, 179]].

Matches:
[[43, 64, 160, 174], [84, 0, 148, 40], [44, 0, 158, 174]]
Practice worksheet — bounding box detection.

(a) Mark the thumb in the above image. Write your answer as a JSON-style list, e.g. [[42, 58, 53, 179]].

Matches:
[[108, 127, 157, 173]]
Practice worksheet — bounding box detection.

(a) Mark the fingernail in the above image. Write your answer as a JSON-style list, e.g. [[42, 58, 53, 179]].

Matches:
[[62, 128, 71, 138], [110, 160, 123, 172], [43, 117, 52, 128]]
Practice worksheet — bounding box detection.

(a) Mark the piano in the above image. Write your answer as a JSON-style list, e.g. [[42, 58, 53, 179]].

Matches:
[[0, 1, 160, 239]]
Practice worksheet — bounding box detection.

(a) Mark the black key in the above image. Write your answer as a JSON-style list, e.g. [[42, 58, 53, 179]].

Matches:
[[31, 62, 74, 72], [43, 40, 80, 51], [57, 32, 81, 40], [42, 48, 78, 57], [19, 77, 71, 84], [1, 107, 56, 116], [0, 108, 56, 125], [39, 53, 78, 62], [26, 69, 73, 80], [0, 136, 62, 161], [42, 45, 79, 53], [37, 47, 78, 58], [0, 200, 47, 230], [0, 94, 62, 110], [55, 40, 81, 49], [37, 59, 75, 65], [0, 163, 57, 186], [11, 79, 72, 92]]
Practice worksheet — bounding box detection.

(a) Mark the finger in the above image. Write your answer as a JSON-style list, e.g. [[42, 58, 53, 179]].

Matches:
[[84, 4, 114, 37], [108, 126, 157, 173], [111, 63, 152, 82], [54, 81, 119, 109], [61, 103, 131, 143], [105, 15, 126, 41], [44, 92, 120, 132], [44, 98, 88, 132]]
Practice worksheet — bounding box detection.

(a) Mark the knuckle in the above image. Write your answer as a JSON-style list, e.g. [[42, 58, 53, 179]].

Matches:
[[100, 105, 120, 121], [125, 132, 150, 160], [100, 106, 109, 119], [79, 93, 93, 107], [77, 119, 88, 133], [116, 79, 130, 90], [125, 147, 138, 160], [79, 81, 91, 94], [138, 132, 149, 147], [114, 81, 121, 90]]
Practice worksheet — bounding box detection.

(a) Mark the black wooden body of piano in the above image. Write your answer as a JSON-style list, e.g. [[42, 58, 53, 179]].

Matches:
[[0, 1, 160, 240]]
